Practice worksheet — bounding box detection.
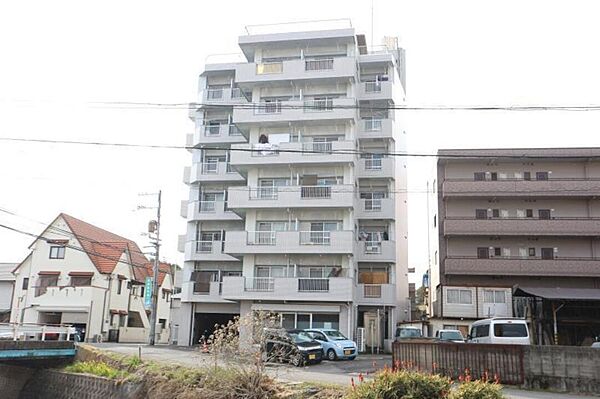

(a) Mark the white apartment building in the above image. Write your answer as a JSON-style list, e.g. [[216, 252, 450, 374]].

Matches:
[[10, 213, 173, 343], [179, 21, 408, 351], [0, 263, 16, 322]]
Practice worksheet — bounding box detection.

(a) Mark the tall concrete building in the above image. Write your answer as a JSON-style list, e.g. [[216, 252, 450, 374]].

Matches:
[[433, 148, 600, 345], [178, 21, 408, 350]]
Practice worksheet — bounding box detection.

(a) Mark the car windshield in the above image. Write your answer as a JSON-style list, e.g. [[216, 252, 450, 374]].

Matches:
[[323, 330, 347, 340], [440, 331, 463, 341], [397, 328, 422, 338], [288, 331, 313, 343]]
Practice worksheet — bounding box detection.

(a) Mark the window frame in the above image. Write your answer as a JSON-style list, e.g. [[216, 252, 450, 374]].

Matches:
[[49, 246, 66, 259]]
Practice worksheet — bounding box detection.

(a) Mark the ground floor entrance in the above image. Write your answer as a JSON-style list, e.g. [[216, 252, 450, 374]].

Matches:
[[192, 312, 239, 345]]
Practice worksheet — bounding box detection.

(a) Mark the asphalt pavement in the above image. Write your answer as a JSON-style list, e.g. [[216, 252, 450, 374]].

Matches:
[[88, 343, 597, 399]]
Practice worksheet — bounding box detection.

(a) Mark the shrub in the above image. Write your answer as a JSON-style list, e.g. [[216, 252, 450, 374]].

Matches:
[[64, 361, 125, 379], [347, 368, 451, 399], [450, 380, 505, 399]]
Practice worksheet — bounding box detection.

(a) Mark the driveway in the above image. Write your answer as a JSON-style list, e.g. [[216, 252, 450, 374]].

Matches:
[[88, 344, 596, 399]]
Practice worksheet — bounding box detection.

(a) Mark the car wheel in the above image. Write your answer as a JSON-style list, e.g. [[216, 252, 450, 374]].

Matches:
[[290, 354, 303, 367], [327, 349, 337, 361]]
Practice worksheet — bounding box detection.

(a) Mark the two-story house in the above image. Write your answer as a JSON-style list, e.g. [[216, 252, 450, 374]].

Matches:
[[10, 213, 173, 343]]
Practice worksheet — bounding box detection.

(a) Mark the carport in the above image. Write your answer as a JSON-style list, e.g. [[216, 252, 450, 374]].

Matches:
[[514, 286, 600, 346]]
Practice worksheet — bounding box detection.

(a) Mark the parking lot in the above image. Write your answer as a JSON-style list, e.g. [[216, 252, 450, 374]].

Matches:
[[89, 344, 595, 399]]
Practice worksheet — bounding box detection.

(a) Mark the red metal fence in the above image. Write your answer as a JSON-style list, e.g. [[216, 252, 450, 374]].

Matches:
[[392, 341, 525, 385]]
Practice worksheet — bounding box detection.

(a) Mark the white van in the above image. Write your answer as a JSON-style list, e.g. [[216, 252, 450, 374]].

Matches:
[[468, 318, 530, 345]]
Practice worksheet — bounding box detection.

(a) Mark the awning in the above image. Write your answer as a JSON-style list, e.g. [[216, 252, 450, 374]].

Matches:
[[514, 286, 600, 301], [38, 271, 60, 275], [68, 271, 94, 277]]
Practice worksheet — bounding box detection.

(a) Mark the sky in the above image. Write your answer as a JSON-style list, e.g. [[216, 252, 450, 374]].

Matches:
[[1, 0, 600, 285]]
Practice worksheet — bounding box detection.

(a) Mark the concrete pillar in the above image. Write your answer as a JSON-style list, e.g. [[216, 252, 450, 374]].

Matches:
[[177, 302, 194, 346]]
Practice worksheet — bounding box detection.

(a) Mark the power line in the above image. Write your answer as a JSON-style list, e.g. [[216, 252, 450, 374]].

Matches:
[[3, 136, 600, 160]]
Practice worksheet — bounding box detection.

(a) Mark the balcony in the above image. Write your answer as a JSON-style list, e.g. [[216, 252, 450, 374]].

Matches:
[[444, 257, 600, 277], [355, 198, 395, 219], [229, 141, 356, 169], [184, 240, 239, 262], [357, 157, 395, 179], [199, 87, 250, 105], [355, 240, 396, 262], [189, 162, 244, 184], [357, 118, 394, 140], [30, 286, 104, 312], [189, 124, 247, 147], [444, 217, 600, 236], [180, 281, 233, 304], [186, 200, 242, 221], [183, 166, 191, 184], [233, 98, 357, 126], [224, 230, 354, 255], [442, 178, 600, 198], [234, 57, 356, 84], [228, 185, 354, 210], [221, 276, 353, 302], [177, 234, 185, 253], [357, 81, 393, 100], [356, 283, 396, 306]]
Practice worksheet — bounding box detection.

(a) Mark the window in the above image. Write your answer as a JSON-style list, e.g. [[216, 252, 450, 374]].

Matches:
[[433, 215, 437, 227], [475, 209, 488, 219], [474, 172, 486, 181], [477, 247, 490, 259], [22, 277, 29, 290], [541, 248, 555, 260], [311, 314, 339, 329], [49, 246, 65, 259], [490, 172, 498, 181], [472, 324, 490, 338], [538, 209, 551, 220], [71, 276, 92, 287], [536, 172, 549, 181], [492, 209, 500, 218], [493, 247, 501, 257], [526, 209, 534, 218], [528, 247, 536, 257], [117, 279, 123, 294], [447, 289, 472, 304], [483, 290, 506, 304], [493, 323, 527, 338]]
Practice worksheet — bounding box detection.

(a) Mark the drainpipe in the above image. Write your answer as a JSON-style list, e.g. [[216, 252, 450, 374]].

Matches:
[[552, 302, 565, 345], [101, 275, 112, 339]]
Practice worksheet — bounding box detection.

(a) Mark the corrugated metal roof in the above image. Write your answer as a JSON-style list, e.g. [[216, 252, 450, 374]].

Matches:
[[0, 263, 17, 281], [514, 286, 600, 301]]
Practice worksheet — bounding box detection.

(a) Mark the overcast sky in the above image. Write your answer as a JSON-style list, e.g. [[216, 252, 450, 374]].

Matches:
[[1, 1, 600, 285]]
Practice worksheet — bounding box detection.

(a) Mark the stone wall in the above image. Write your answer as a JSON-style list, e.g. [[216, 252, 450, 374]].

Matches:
[[523, 345, 600, 394]]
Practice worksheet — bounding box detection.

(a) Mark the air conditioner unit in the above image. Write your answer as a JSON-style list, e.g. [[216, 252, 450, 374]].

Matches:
[[356, 327, 365, 353]]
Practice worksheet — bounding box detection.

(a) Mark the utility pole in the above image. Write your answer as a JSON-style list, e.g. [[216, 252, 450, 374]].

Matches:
[[141, 190, 162, 346]]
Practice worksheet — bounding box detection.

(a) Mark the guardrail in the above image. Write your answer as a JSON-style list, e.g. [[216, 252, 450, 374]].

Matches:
[[0, 323, 76, 341]]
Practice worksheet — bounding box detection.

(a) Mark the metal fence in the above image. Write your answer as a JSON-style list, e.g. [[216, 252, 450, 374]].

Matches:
[[299, 231, 331, 245], [305, 58, 334, 71], [363, 284, 382, 298], [392, 341, 525, 385], [298, 278, 329, 292], [245, 277, 275, 291], [300, 185, 332, 198]]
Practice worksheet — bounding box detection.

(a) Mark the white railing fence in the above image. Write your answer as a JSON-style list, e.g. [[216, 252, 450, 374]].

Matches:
[[245, 277, 275, 291]]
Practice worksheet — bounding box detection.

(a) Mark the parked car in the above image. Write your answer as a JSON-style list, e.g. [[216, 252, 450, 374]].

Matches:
[[435, 329, 465, 343], [263, 328, 323, 367], [592, 337, 600, 348], [395, 326, 423, 341], [467, 318, 530, 345], [304, 328, 357, 361]]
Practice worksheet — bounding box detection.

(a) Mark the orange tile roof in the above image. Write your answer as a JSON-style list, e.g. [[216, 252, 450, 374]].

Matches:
[[59, 213, 169, 284]]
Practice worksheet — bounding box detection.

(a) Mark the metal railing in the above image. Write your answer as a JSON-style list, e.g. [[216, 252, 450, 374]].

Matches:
[[305, 58, 334, 71], [201, 162, 219, 174], [247, 231, 277, 245], [255, 102, 282, 114], [363, 118, 383, 131], [298, 278, 329, 292], [193, 281, 211, 294], [195, 241, 214, 253], [245, 277, 275, 291], [199, 201, 216, 212], [364, 241, 383, 254], [364, 198, 383, 211], [228, 124, 243, 136], [365, 158, 383, 170], [363, 284, 382, 298], [249, 187, 279, 200], [0, 323, 76, 341], [304, 98, 333, 112], [204, 125, 222, 136], [299, 231, 331, 245], [364, 81, 382, 93], [256, 62, 283, 74], [301, 185, 332, 198], [230, 88, 249, 102], [206, 88, 224, 100], [302, 141, 333, 154]]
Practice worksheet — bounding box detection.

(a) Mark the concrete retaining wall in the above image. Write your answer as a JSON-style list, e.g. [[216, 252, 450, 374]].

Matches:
[[523, 345, 600, 395]]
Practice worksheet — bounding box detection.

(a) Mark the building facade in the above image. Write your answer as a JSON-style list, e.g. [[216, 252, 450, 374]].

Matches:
[[433, 148, 600, 344], [10, 213, 173, 343], [0, 263, 16, 322], [178, 21, 408, 351]]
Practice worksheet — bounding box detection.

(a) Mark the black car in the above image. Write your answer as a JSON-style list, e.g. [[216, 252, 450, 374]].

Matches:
[[263, 328, 323, 366]]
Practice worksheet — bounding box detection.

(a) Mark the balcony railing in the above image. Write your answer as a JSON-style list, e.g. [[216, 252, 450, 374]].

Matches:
[[304, 98, 334, 112], [365, 158, 383, 170], [255, 102, 282, 114], [364, 81, 382, 93], [305, 58, 334, 71], [249, 185, 334, 200], [302, 141, 333, 154], [206, 88, 224, 100], [363, 118, 383, 132], [245, 277, 275, 291], [202, 124, 243, 137], [198, 201, 217, 212], [300, 185, 332, 198], [201, 162, 219, 174], [364, 198, 383, 211], [247, 231, 277, 245], [250, 187, 279, 200], [363, 284, 383, 298], [256, 62, 283, 74], [299, 231, 331, 245], [297, 278, 329, 292], [194, 241, 214, 253], [364, 241, 383, 254]]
